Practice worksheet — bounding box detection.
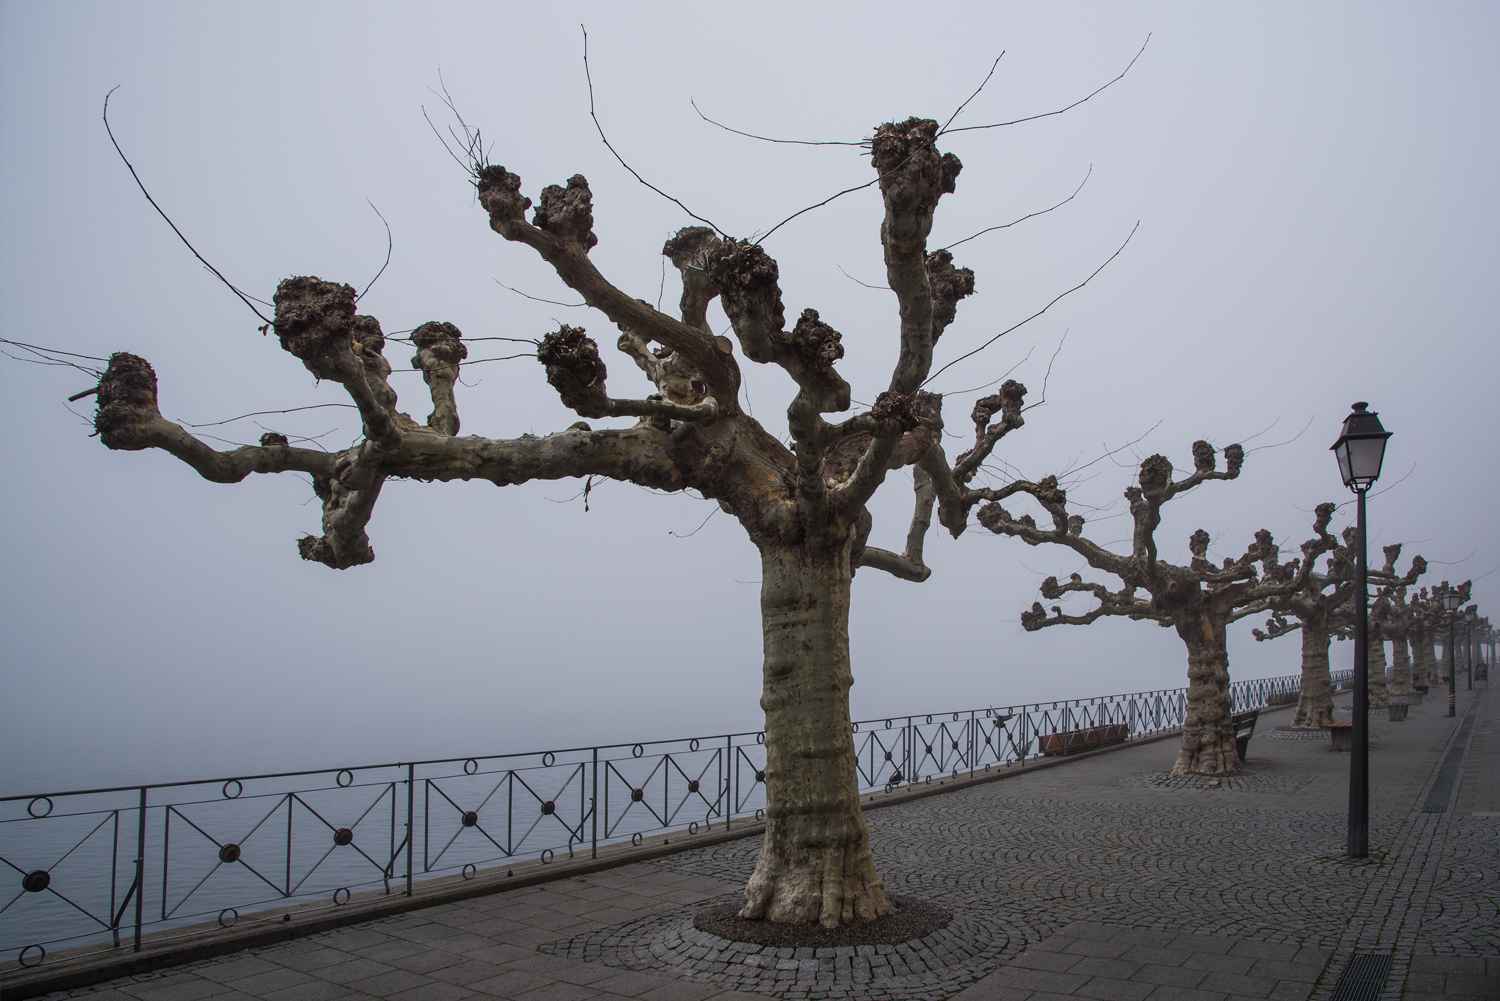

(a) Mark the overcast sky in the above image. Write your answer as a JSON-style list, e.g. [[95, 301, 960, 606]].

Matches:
[[2, 1, 1496, 794]]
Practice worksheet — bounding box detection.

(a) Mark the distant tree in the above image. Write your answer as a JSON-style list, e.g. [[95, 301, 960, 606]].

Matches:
[[1245, 541, 1424, 724], [973, 441, 1336, 776], [80, 114, 1072, 927], [1377, 584, 1419, 696]]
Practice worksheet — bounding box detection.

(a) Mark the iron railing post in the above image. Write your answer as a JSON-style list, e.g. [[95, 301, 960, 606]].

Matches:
[[133, 786, 146, 952], [405, 764, 414, 897], [591, 747, 599, 857]]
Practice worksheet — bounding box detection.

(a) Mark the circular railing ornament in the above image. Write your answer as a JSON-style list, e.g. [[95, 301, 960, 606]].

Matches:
[[540, 848, 554, 864], [18, 945, 45, 968], [27, 798, 52, 819], [542, 752, 556, 767], [332, 887, 350, 905], [754, 809, 765, 821], [218, 844, 242, 864], [463, 759, 478, 775], [22, 870, 50, 893], [630, 788, 644, 802], [462, 864, 476, 880], [631, 744, 644, 758], [221, 781, 243, 800], [333, 828, 354, 846], [687, 780, 699, 794], [689, 821, 699, 834], [461, 811, 479, 827], [689, 739, 700, 752], [754, 770, 765, 783], [336, 770, 354, 788], [218, 909, 238, 928]]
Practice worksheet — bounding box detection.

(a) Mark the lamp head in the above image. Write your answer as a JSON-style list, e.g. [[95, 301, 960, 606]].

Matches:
[[1441, 588, 1462, 613], [1330, 402, 1392, 491]]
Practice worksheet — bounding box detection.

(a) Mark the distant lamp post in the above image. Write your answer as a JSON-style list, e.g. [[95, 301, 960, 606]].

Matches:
[[1465, 605, 1478, 691], [1331, 402, 1391, 860], [1442, 586, 1461, 718]]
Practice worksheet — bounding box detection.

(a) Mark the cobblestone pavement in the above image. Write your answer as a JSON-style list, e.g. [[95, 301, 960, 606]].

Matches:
[[47, 688, 1497, 1001]]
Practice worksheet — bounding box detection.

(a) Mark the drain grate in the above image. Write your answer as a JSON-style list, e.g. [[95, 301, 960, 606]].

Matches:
[[1329, 953, 1392, 1000], [1422, 691, 1485, 813]]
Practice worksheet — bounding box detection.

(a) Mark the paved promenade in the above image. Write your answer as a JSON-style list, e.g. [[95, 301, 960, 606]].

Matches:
[[38, 687, 1497, 1001]]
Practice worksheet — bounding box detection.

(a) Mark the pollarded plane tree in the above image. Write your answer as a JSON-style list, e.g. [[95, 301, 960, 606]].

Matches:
[[79, 107, 1079, 927], [972, 442, 1337, 776], [1410, 582, 1469, 687], [1243, 541, 1425, 724], [1377, 582, 1419, 697]]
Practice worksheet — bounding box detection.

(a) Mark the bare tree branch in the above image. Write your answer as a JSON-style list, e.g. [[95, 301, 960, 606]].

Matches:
[[102, 87, 274, 324], [940, 35, 1151, 135]]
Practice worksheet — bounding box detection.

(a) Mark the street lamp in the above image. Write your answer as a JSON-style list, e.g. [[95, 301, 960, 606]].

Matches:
[[1331, 402, 1391, 860], [1442, 586, 1461, 718], [1465, 605, 1478, 690]]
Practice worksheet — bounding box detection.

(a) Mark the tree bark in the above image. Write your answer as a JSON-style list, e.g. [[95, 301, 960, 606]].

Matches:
[[1291, 617, 1335, 729], [1416, 630, 1440, 686], [739, 542, 895, 928], [1168, 607, 1240, 777], [1390, 637, 1413, 695], [1367, 633, 1390, 708]]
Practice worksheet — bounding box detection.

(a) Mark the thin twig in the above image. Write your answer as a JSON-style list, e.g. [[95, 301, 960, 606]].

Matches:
[[669, 505, 719, 538], [1243, 416, 1315, 456], [689, 98, 865, 147], [495, 279, 585, 308], [184, 403, 358, 429], [836, 264, 889, 291], [940, 35, 1151, 136], [943, 343, 1036, 396], [1021, 330, 1068, 412], [356, 200, 393, 301], [940, 51, 1006, 133], [0, 338, 107, 362], [939, 165, 1091, 252], [1058, 420, 1163, 478], [102, 87, 274, 323], [581, 26, 727, 237], [755, 176, 880, 245], [924, 222, 1139, 387]]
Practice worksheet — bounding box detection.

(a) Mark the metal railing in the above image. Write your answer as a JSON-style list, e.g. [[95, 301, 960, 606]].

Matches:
[[2, 669, 1333, 971]]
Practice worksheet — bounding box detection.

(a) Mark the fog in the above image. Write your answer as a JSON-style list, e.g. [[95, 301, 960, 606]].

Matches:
[[2, 1, 1496, 795]]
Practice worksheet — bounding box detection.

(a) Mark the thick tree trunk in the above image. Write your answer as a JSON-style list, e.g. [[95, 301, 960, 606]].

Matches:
[[1368, 634, 1390, 708], [1168, 609, 1240, 777], [1291, 620, 1335, 728], [739, 543, 895, 927], [1417, 631, 1439, 686], [1390, 637, 1413, 695]]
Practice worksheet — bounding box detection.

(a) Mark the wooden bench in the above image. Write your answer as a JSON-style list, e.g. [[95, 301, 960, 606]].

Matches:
[[1329, 718, 1353, 752], [1038, 722, 1130, 756], [1232, 708, 1261, 762]]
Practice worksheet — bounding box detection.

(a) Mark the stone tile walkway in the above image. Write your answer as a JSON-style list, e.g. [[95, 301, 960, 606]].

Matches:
[[39, 687, 1498, 1001]]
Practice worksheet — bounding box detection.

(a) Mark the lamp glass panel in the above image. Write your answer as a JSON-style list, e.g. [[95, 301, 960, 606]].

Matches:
[[1346, 436, 1387, 483], [1335, 442, 1354, 487]]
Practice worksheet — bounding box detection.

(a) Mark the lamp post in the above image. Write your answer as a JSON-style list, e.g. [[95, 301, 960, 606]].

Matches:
[[1441, 587, 1461, 717], [1331, 401, 1392, 859], [1466, 605, 1478, 690]]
